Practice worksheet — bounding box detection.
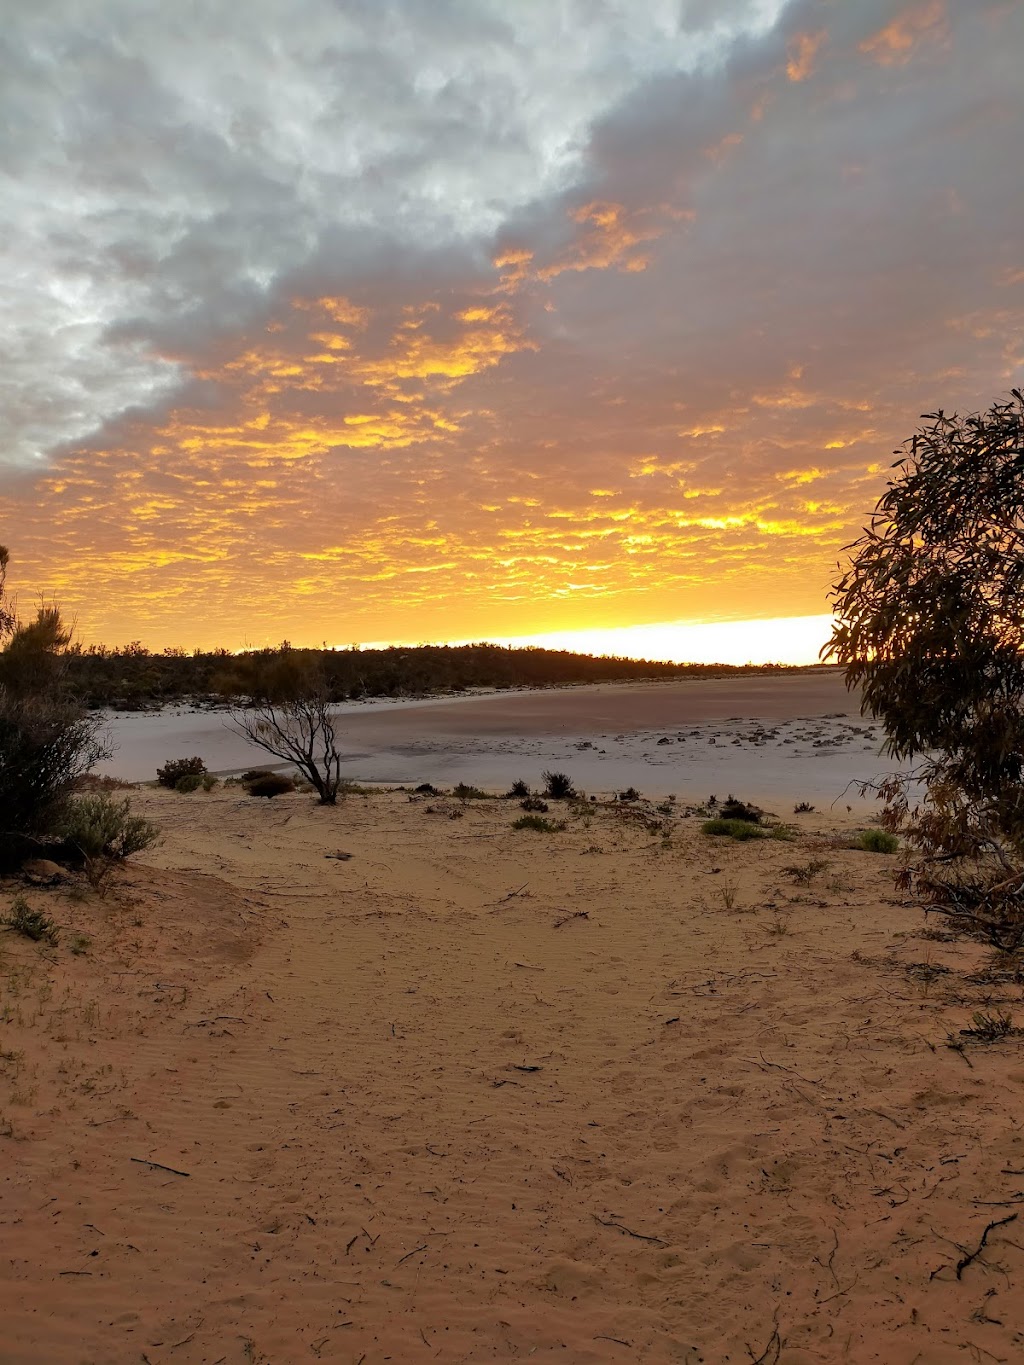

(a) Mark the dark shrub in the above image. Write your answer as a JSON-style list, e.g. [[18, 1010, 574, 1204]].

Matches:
[[618, 787, 640, 802], [175, 773, 204, 793], [793, 801, 815, 814], [246, 773, 296, 798], [543, 771, 576, 799], [157, 756, 206, 789], [415, 782, 440, 795], [453, 783, 487, 800], [241, 768, 274, 783], [507, 779, 530, 798], [720, 797, 761, 824], [521, 796, 549, 812]]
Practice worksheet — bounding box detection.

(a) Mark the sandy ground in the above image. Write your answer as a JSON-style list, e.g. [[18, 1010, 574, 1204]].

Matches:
[[4, 783, 1024, 1364], [96, 674, 900, 807]]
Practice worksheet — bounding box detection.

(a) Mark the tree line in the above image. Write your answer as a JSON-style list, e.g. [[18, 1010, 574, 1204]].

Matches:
[[61, 640, 826, 710]]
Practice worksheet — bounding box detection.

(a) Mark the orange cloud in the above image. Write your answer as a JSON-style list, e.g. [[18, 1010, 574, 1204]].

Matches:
[[859, 1, 947, 66], [539, 202, 667, 279], [786, 30, 826, 82]]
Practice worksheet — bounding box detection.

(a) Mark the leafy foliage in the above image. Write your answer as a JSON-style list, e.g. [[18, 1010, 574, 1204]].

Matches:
[[0, 546, 110, 867], [156, 756, 207, 789], [827, 391, 1024, 941], [59, 795, 158, 860]]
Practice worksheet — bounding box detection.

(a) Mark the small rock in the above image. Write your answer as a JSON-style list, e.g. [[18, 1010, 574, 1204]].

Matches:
[[22, 858, 67, 886]]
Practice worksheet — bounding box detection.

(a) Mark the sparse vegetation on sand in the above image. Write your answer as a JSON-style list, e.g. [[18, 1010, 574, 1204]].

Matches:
[[3, 894, 58, 945], [702, 818, 767, 841], [851, 829, 899, 855], [512, 814, 566, 833]]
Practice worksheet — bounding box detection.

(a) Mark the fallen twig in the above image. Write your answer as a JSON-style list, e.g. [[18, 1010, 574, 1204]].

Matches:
[[554, 910, 590, 929], [592, 1214, 666, 1246], [956, 1213, 1018, 1280], [396, 1245, 427, 1265], [130, 1157, 190, 1177], [746, 1323, 782, 1365]]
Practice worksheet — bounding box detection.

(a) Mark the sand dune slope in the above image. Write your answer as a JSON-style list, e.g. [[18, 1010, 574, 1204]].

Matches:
[[3, 788, 1024, 1364]]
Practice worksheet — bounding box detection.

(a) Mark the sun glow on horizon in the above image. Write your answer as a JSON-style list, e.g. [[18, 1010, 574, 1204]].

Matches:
[[351, 613, 837, 668]]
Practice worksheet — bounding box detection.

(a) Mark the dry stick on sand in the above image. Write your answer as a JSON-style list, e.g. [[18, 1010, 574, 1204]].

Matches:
[[592, 1214, 667, 1246], [746, 1323, 782, 1365], [130, 1157, 191, 1177], [955, 1214, 1018, 1280]]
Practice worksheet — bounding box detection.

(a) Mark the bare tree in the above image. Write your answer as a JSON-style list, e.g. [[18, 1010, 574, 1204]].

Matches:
[[231, 689, 343, 804]]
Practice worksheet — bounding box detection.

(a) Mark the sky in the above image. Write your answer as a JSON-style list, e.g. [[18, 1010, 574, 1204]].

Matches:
[[1, 0, 1022, 664]]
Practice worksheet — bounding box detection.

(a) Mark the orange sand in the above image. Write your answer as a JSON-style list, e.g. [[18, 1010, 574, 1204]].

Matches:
[[3, 786, 1024, 1364]]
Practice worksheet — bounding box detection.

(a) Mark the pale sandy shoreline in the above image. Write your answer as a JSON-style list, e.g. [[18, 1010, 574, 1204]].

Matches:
[[4, 786, 1024, 1363], [96, 673, 900, 806]]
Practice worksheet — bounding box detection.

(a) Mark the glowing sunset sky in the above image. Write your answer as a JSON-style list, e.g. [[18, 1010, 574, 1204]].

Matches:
[[1, 0, 1022, 662]]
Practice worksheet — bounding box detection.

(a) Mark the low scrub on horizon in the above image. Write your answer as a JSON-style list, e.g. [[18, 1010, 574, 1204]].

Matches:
[[55, 640, 833, 711]]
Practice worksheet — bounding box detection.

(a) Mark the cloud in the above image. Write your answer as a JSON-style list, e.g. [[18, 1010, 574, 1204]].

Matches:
[[2, 0, 1022, 650]]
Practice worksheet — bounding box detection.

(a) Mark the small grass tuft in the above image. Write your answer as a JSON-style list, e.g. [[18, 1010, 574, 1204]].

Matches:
[[512, 814, 565, 833], [453, 783, 488, 800], [5, 895, 59, 945], [961, 1009, 1015, 1042], [702, 818, 767, 841], [782, 858, 830, 884], [852, 829, 899, 854]]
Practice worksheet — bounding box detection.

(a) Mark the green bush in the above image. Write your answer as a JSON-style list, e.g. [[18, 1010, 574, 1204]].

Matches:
[[175, 773, 204, 793], [701, 818, 767, 841], [520, 795, 549, 812], [245, 773, 296, 798], [202, 773, 219, 791], [853, 828, 899, 854], [506, 779, 530, 798], [59, 795, 158, 860], [156, 756, 206, 789], [453, 783, 488, 800], [512, 814, 565, 832], [240, 768, 274, 783]]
